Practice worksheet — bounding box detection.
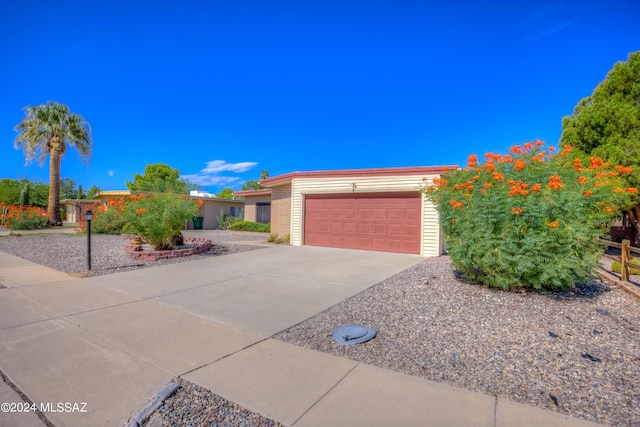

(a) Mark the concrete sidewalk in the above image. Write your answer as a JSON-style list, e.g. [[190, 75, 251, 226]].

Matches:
[[0, 246, 604, 426]]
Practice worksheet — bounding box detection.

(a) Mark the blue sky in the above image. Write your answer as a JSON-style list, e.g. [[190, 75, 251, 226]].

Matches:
[[1, 1, 638, 194]]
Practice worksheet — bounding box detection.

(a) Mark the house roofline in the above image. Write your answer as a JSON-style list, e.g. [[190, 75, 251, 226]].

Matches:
[[233, 189, 272, 197], [260, 165, 457, 187]]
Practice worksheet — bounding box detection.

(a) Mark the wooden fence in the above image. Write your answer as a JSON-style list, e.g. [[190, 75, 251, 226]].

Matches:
[[597, 238, 640, 297]]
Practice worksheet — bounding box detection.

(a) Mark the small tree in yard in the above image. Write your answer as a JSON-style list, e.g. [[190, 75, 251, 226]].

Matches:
[[122, 194, 201, 250], [424, 141, 637, 291]]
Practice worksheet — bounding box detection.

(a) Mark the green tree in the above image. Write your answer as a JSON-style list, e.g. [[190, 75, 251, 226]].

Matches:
[[560, 51, 640, 237], [216, 187, 234, 199], [86, 185, 101, 199], [14, 101, 92, 225], [126, 163, 193, 194], [77, 184, 83, 199], [60, 177, 76, 199], [241, 169, 269, 191], [0, 179, 22, 204]]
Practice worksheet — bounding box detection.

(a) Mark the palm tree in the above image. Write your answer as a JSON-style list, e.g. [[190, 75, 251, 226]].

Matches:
[[14, 101, 92, 225]]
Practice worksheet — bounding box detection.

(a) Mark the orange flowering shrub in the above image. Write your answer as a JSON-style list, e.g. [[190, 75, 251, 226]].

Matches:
[[424, 141, 637, 290], [78, 200, 126, 235], [0, 204, 48, 230]]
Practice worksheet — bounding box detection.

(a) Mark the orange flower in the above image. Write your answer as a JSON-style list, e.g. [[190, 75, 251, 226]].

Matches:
[[573, 159, 583, 172], [472, 175, 479, 181], [547, 146, 556, 152], [449, 200, 464, 209], [547, 221, 560, 228], [613, 188, 623, 193], [523, 142, 534, 151], [583, 190, 593, 196], [536, 139, 545, 146], [136, 207, 146, 215], [467, 154, 478, 168], [480, 189, 486, 193], [577, 176, 588, 184], [451, 218, 455, 224], [548, 175, 563, 190], [614, 165, 633, 175], [433, 178, 449, 188], [196, 199, 204, 206], [514, 160, 526, 171], [483, 182, 493, 189], [510, 145, 523, 154], [589, 156, 604, 169], [464, 193, 471, 198], [502, 154, 514, 163], [511, 207, 523, 216], [531, 183, 542, 192], [560, 144, 573, 156], [485, 161, 496, 171], [492, 172, 504, 181], [602, 206, 615, 214], [625, 187, 639, 193]]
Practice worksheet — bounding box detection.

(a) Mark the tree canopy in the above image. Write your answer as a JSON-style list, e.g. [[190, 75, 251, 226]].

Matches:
[[216, 187, 234, 199], [560, 51, 640, 240], [126, 163, 197, 194], [241, 169, 269, 191], [14, 101, 92, 225], [560, 51, 640, 188]]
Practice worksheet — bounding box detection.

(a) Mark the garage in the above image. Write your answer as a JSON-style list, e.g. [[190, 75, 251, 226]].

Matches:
[[304, 192, 421, 254]]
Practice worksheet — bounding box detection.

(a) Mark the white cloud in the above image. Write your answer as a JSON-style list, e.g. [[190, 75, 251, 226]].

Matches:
[[108, 170, 115, 176], [201, 160, 258, 173], [181, 160, 258, 188]]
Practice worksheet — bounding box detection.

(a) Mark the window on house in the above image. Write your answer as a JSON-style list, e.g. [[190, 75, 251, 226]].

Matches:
[[230, 206, 238, 217], [256, 202, 271, 224]]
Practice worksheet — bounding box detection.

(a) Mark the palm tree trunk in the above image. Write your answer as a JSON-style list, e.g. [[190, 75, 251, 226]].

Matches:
[[48, 151, 62, 225]]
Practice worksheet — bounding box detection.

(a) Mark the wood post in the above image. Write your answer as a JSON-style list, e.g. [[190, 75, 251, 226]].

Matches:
[[621, 239, 630, 282]]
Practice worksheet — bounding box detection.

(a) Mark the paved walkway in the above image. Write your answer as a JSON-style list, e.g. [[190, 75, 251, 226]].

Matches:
[[0, 245, 604, 426]]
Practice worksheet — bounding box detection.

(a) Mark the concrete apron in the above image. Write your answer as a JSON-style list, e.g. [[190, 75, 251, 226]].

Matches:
[[0, 247, 603, 426]]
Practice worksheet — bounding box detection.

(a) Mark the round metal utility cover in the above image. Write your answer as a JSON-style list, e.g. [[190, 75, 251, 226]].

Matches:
[[332, 325, 377, 346]]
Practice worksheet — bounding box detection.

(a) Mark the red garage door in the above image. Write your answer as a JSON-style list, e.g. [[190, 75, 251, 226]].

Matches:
[[304, 192, 421, 254]]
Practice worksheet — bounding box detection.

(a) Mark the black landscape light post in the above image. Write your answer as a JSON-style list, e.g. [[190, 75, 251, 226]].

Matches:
[[86, 210, 93, 271]]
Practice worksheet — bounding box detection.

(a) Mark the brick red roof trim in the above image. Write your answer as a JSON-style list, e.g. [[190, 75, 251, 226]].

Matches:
[[233, 189, 272, 197], [260, 165, 458, 187]]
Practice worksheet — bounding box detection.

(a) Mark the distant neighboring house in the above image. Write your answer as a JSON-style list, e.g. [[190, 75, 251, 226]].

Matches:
[[235, 165, 455, 256], [232, 189, 271, 224], [61, 190, 245, 230], [59, 198, 100, 223]]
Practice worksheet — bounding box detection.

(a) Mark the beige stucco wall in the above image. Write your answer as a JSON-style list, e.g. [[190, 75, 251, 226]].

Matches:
[[189, 199, 245, 230], [242, 194, 271, 222], [289, 174, 443, 256], [270, 184, 292, 239]]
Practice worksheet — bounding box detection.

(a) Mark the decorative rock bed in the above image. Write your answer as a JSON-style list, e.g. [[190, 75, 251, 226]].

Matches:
[[123, 237, 212, 261]]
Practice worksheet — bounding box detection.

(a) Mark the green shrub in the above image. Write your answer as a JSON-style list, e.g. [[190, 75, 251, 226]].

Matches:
[[230, 221, 270, 232], [216, 209, 242, 230], [424, 142, 637, 291], [123, 194, 199, 250], [612, 258, 640, 275], [274, 234, 290, 244], [90, 205, 126, 234]]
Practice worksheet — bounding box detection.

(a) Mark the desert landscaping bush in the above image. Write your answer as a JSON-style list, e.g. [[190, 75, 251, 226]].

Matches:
[[123, 194, 200, 250], [424, 141, 638, 290], [0, 204, 48, 230], [230, 221, 270, 233]]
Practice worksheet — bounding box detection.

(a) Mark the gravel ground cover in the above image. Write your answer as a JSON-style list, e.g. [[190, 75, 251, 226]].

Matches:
[[2, 230, 639, 426], [145, 378, 284, 427], [274, 258, 640, 427], [0, 230, 268, 277]]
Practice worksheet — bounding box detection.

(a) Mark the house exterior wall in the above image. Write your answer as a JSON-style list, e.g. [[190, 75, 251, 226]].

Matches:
[[242, 195, 272, 222], [289, 174, 443, 256], [270, 184, 292, 238], [189, 200, 245, 230]]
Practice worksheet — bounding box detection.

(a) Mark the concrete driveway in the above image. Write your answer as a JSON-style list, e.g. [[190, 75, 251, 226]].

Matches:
[[87, 244, 424, 336]]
